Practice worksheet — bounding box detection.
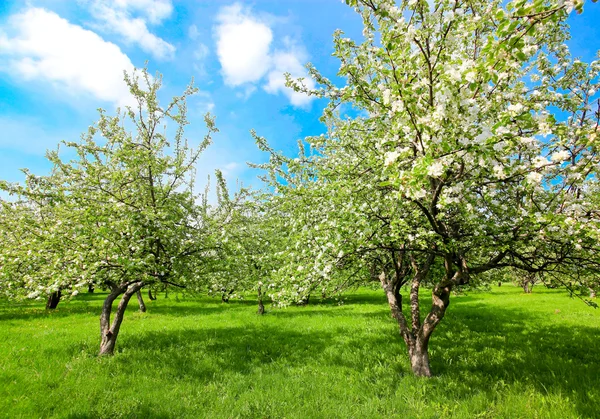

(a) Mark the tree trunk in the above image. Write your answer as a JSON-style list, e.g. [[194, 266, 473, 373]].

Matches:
[[148, 288, 156, 301], [257, 285, 265, 315], [88, 283, 95, 293], [590, 288, 597, 299], [221, 289, 233, 303], [46, 291, 61, 310], [136, 290, 147, 312], [523, 280, 532, 294], [296, 294, 310, 306], [99, 282, 144, 356], [408, 338, 431, 377], [378, 257, 447, 378]]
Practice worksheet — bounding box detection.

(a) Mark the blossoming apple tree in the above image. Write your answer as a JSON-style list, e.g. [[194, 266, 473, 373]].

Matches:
[[0, 69, 232, 355], [257, 0, 600, 376]]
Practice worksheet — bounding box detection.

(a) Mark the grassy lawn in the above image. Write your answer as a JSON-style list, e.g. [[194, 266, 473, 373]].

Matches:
[[0, 284, 599, 418]]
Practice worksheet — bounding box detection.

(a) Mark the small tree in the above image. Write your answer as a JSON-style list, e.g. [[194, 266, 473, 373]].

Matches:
[[1, 69, 226, 355]]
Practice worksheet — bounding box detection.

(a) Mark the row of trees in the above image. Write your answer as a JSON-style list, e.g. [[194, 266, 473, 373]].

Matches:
[[1, 0, 599, 377]]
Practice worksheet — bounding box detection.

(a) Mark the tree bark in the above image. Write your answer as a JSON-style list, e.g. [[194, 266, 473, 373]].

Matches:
[[590, 288, 597, 299], [523, 279, 532, 294], [378, 251, 446, 378], [408, 337, 431, 377], [136, 290, 147, 312], [46, 291, 61, 310], [99, 282, 144, 356], [221, 289, 234, 303], [148, 288, 156, 301], [257, 285, 265, 315], [88, 283, 95, 293]]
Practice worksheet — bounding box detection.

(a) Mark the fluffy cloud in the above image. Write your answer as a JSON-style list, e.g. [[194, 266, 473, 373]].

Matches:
[[215, 3, 273, 86], [264, 41, 316, 108], [87, 0, 175, 60], [0, 8, 136, 107], [213, 3, 314, 107]]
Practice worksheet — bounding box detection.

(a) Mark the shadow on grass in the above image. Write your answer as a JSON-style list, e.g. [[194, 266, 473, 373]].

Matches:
[[108, 295, 600, 418], [430, 301, 600, 417], [0, 302, 99, 321], [3, 288, 599, 417]]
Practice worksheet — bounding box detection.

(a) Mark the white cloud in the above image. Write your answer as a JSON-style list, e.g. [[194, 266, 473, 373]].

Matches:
[[0, 7, 136, 107], [213, 4, 314, 107], [87, 0, 175, 60], [264, 40, 315, 107], [215, 3, 273, 86], [111, 0, 173, 24], [221, 162, 239, 176]]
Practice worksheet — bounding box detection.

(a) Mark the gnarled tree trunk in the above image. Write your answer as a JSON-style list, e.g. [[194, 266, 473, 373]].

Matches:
[[46, 290, 61, 310], [379, 252, 448, 378], [99, 281, 144, 356], [136, 290, 147, 312]]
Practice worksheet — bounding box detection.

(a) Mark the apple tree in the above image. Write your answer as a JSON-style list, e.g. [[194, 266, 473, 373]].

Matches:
[[257, 0, 600, 376]]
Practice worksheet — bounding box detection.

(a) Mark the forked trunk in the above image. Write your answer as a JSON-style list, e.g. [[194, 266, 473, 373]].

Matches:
[[381, 271, 450, 378], [99, 282, 144, 356], [46, 291, 61, 309], [136, 290, 147, 312]]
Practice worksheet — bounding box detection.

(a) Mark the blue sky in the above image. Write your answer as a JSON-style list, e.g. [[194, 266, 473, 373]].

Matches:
[[0, 0, 599, 196]]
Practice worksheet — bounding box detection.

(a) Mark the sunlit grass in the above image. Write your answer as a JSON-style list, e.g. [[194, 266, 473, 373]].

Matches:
[[1, 284, 598, 418]]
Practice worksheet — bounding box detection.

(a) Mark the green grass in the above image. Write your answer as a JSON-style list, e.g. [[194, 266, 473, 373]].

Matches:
[[1, 284, 599, 418]]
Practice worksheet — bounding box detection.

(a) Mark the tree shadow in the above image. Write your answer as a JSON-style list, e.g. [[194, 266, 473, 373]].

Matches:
[[112, 325, 343, 382], [3, 287, 599, 417], [430, 301, 600, 417], [266, 306, 389, 319], [0, 301, 99, 321], [145, 303, 228, 317], [113, 294, 599, 418]]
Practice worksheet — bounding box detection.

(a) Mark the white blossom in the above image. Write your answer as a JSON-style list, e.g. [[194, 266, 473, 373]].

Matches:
[[427, 161, 445, 177], [551, 150, 570, 162], [384, 150, 401, 167]]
